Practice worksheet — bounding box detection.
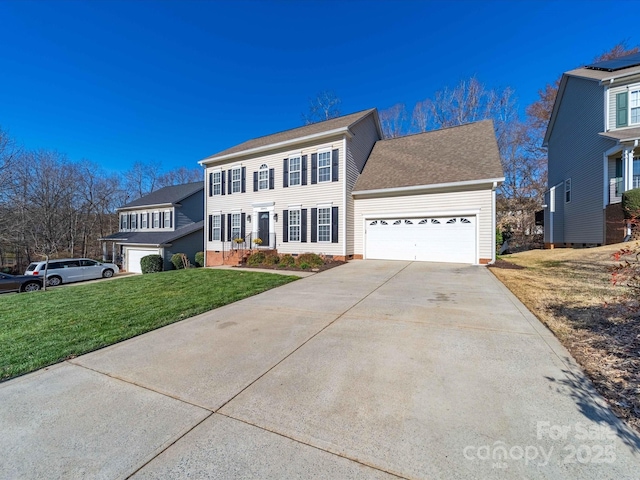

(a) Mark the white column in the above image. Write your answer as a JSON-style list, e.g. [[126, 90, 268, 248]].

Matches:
[[624, 147, 634, 192]]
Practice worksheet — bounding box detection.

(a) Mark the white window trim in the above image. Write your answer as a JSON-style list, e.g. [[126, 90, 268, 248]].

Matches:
[[131, 214, 137, 229], [289, 156, 301, 187], [258, 164, 269, 191], [231, 212, 242, 240], [212, 169, 222, 196], [232, 166, 242, 193], [317, 149, 332, 183], [212, 214, 221, 241], [164, 210, 171, 228], [630, 87, 640, 126], [153, 212, 160, 228], [317, 206, 331, 242], [289, 208, 301, 242], [141, 213, 148, 229]]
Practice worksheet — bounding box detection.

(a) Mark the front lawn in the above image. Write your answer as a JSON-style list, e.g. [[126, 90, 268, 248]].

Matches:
[[0, 269, 298, 381], [490, 245, 640, 433]]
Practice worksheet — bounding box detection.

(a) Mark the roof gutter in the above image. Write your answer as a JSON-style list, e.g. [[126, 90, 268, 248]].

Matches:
[[199, 127, 354, 165], [118, 202, 174, 211], [352, 177, 505, 197]]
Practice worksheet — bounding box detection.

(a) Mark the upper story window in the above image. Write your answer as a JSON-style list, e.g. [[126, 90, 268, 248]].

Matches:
[[631, 90, 640, 125], [141, 213, 148, 229], [232, 167, 242, 193], [212, 171, 221, 195], [120, 214, 128, 230], [318, 151, 331, 182], [164, 211, 171, 228], [289, 156, 301, 186], [565, 178, 571, 203], [258, 164, 269, 190], [153, 212, 160, 228], [130, 214, 137, 229]]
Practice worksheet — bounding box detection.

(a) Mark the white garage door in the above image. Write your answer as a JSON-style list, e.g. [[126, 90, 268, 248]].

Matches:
[[126, 248, 161, 273], [365, 216, 476, 264]]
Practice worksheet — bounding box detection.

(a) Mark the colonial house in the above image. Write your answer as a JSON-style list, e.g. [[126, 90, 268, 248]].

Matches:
[[544, 52, 640, 246], [200, 109, 503, 266], [100, 181, 204, 272]]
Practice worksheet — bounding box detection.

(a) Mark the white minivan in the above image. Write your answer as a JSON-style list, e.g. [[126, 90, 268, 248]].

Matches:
[[25, 258, 120, 286]]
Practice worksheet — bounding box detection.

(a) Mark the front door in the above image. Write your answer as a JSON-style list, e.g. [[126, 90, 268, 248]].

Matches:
[[258, 212, 270, 247]]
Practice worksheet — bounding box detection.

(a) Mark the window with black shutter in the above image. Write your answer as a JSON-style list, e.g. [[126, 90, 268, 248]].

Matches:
[[283, 210, 289, 242], [331, 149, 339, 182]]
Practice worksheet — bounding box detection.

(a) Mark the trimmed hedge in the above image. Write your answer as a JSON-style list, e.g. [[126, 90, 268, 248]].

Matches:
[[195, 251, 205, 267], [171, 253, 189, 270], [140, 254, 163, 274], [622, 188, 640, 219]]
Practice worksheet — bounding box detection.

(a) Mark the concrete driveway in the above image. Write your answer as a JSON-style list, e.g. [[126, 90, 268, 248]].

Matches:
[[1, 261, 639, 479]]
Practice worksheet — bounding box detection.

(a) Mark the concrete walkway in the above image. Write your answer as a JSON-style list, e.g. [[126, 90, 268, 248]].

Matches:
[[1, 261, 639, 479]]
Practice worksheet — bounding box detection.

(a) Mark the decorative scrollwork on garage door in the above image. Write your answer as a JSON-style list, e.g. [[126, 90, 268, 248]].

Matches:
[[446, 218, 457, 224], [380, 220, 388, 225], [460, 218, 471, 223], [369, 220, 378, 225], [419, 219, 428, 224], [393, 220, 401, 225], [431, 219, 440, 224], [404, 220, 413, 224]]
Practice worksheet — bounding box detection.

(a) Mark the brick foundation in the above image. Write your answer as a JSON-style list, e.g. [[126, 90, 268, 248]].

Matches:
[[206, 249, 249, 266], [352, 254, 363, 260], [479, 258, 491, 265]]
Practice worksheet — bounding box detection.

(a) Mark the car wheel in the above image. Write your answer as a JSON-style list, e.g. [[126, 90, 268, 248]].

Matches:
[[102, 269, 114, 278], [47, 276, 62, 287], [22, 281, 42, 292]]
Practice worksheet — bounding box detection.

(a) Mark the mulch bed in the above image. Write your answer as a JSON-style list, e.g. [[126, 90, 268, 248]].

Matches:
[[237, 260, 346, 273]]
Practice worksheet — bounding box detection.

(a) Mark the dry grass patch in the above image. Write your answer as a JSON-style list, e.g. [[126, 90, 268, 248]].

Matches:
[[490, 244, 640, 433]]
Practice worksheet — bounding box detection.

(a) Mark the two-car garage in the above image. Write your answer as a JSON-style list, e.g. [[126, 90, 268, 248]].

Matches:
[[364, 216, 477, 264]]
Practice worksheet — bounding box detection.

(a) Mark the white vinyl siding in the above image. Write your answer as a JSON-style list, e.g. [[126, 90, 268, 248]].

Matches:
[[354, 187, 494, 262], [204, 137, 347, 256]]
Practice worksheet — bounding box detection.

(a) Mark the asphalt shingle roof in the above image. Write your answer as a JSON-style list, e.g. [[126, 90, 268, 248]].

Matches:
[[100, 221, 204, 245], [354, 120, 503, 192], [201, 109, 377, 162], [120, 182, 203, 210]]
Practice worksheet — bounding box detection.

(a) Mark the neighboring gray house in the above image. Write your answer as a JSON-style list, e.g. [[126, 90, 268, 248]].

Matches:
[[100, 182, 204, 272], [200, 109, 504, 265], [544, 52, 640, 246]]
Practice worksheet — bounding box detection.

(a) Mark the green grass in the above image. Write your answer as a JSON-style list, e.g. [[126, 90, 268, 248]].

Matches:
[[0, 269, 298, 381]]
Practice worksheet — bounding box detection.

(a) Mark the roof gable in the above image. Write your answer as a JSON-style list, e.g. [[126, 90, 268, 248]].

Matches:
[[354, 120, 503, 192], [120, 181, 203, 210], [200, 109, 379, 163]]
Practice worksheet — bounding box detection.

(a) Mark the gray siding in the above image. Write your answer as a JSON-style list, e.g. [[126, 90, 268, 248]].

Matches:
[[175, 190, 204, 228], [547, 76, 615, 243], [164, 229, 204, 269]]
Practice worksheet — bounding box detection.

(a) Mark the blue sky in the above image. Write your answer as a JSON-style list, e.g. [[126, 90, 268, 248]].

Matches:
[[1, 0, 637, 174]]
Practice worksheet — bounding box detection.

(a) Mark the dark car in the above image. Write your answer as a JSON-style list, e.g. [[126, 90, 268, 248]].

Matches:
[[0, 273, 43, 293]]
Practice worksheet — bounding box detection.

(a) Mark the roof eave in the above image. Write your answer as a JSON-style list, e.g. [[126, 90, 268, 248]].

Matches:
[[199, 127, 354, 165], [118, 202, 174, 211], [353, 177, 505, 197]]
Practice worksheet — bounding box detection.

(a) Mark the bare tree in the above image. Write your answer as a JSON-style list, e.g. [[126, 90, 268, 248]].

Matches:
[[411, 100, 430, 133], [157, 166, 203, 188], [302, 90, 342, 125], [379, 103, 407, 139], [123, 161, 162, 200]]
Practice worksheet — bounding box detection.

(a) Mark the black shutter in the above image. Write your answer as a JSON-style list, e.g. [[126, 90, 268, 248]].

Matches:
[[269, 168, 274, 189], [241, 213, 246, 239], [302, 155, 307, 185], [301, 208, 307, 242], [332, 149, 339, 182], [220, 214, 226, 241], [241, 167, 246, 193], [311, 208, 317, 242], [227, 169, 232, 194], [331, 206, 338, 243], [227, 214, 232, 241], [169, 211, 173, 229], [209, 172, 213, 197], [221, 171, 226, 196], [311, 154, 317, 184], [208, 215, 213, 241], [283, 210, 289, 242], [283, 158, 289, 188], [253, 171, 258, 192], [136, 214, 139, 229], [147, 212, 150, 228]]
